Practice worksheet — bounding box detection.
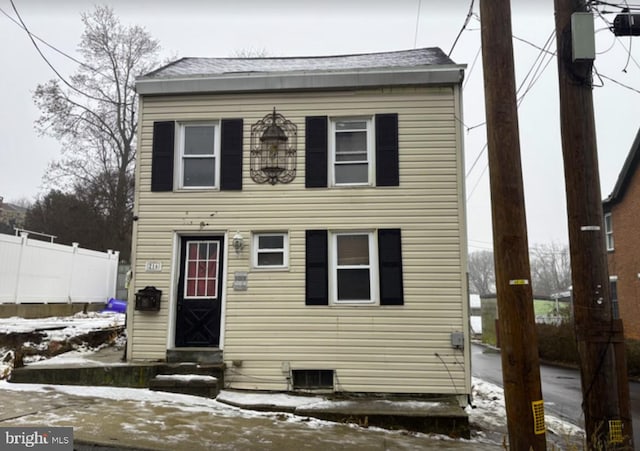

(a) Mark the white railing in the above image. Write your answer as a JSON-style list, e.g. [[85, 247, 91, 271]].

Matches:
[[0, 233, 119, 304]]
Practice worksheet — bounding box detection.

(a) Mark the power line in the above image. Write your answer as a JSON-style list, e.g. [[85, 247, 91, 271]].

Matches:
[[597, 71, 640, 93], [463, 46, 482, 90], [593, 6, 640, 72], [466, 143, 487, 178], [413, 0, 422, 48], [448, 0, 475, 57], [592, 0, 640, 10], [7, 0, 107, 103], [0, 4, 106, 77], [466, 29, 557, 200]]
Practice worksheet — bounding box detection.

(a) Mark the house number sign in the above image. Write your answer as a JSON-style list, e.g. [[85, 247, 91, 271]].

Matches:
[[145, 261, 162, 272], [233, 272, 248, 291]]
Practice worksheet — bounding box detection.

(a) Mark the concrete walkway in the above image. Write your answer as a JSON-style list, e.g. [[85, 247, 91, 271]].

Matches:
[[8, 345, 470, 441], [0, 382, 491, 450]]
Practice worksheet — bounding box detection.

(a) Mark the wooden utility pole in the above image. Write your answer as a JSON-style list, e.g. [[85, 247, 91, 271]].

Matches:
[[479, 1, 547, 449], [554, 0, 634, 448]]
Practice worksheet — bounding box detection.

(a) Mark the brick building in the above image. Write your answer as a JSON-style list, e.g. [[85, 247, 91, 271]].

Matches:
[[603, 128, 640, 339]]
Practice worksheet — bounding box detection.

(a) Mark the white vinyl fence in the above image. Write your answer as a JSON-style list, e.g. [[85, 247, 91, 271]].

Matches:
[[0, 233, 119, 304]]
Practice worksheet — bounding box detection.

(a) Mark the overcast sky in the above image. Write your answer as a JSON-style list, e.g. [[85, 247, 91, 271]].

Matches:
[[1, 0, 638, 251]]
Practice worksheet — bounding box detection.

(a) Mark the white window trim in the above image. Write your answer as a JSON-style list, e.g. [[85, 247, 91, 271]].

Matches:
[[604, 212, 614, 251], [329, 231, 378, 305], [329, 116, 374, 187], [176, 121, 221, 190], [252, 232, 289, 270]]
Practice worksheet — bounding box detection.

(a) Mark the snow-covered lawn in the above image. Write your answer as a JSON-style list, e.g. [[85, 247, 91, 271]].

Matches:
[[0, 311, 125, 377]]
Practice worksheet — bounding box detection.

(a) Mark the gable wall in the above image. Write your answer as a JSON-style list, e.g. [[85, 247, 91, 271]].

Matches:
[[129, 86, 470, 394], [607, 165, 640, 339]]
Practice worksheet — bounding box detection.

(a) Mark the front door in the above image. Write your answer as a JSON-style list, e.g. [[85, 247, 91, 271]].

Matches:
[[175, 236, 224, 347]]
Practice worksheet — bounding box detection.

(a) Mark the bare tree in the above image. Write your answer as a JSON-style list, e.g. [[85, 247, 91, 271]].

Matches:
[[33, 6, 160, 261], [231, 47, 270, 58], [468, 250, 495, 295], [529, 242, 571, 296]]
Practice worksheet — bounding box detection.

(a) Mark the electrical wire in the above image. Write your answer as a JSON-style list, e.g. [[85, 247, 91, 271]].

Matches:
[[448, 0, 475, 57], [8, 0, 109, 104], [466, 143, 488, 178], [597, 71, 640, 93], [463, 46, 482, 91], [466, 161, 488, 200], [435, 352, 461, 395], [466, 29, 557, 201], [413, 0, 422, 48], [592, 0, 640, 10], [593, 5, 640, 72], [0, 4, 103, 75]]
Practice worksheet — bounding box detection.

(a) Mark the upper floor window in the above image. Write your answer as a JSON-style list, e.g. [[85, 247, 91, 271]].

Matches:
[[331, 118, 373, 186], [178, 123, 220, 189], [305, 114, 398, 189], [151, 119, 242, 192], [604, 212, 614, 251], [253, 232, 288, 269]]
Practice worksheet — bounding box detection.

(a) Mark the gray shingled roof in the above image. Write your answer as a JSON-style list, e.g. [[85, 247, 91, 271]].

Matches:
[[141, 48, 455, 80]]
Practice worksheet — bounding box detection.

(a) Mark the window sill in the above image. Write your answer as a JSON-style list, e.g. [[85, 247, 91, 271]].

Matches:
[[331, 184, 373, 188], [174, 187, 220, 192], [251, 267, 290, 272], [330, 301, 379, 307]]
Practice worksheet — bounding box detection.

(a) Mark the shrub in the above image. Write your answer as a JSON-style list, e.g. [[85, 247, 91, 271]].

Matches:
[[536, 323, 640, 377], [626, 339, 640, 378], [536, 322, 578, 365]]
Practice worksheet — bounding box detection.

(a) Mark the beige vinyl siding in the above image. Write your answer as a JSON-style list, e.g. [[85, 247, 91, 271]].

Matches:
[[130, 86, 469, 394]]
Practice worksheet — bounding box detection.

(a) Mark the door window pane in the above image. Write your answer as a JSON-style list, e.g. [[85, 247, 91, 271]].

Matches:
[[185, 241, 219, 298]]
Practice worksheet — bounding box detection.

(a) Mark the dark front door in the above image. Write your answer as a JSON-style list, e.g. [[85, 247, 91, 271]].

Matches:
[[175, 236, 224, 347]]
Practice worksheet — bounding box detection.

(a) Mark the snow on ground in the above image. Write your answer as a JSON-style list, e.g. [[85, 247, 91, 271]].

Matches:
[[469, 377, 585, 446], [0, 311, 124, 335], [0, 313, 585, 448], [0, 312, 125, 377]]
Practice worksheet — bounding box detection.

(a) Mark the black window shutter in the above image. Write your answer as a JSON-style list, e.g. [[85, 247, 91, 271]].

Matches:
[[221, 119, 243, 190], [375, 113, 399, 187], [305, 230, 329, 305], [305, 116, 328, 188], [378, 228, 404, 305], [151, 121, 175, 192]]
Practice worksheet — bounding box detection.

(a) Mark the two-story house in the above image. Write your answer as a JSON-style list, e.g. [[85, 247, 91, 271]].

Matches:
[[128, 48, 470, 402], [603, 127, 640, 339]]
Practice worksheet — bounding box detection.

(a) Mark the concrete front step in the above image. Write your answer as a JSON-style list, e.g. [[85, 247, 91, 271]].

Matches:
[[149, 374, 219, 398], [166, 348, 223, 364]]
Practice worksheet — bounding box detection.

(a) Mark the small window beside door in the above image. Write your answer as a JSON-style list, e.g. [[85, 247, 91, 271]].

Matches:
[[252, 232, 289, 269]]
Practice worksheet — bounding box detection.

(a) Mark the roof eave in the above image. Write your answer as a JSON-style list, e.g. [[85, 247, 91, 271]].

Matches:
[[135, 65, 466, 95], [603, 126, 640, 208]]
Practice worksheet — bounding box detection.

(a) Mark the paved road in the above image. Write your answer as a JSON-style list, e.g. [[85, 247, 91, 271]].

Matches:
[[472, 343, 640, 443]]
